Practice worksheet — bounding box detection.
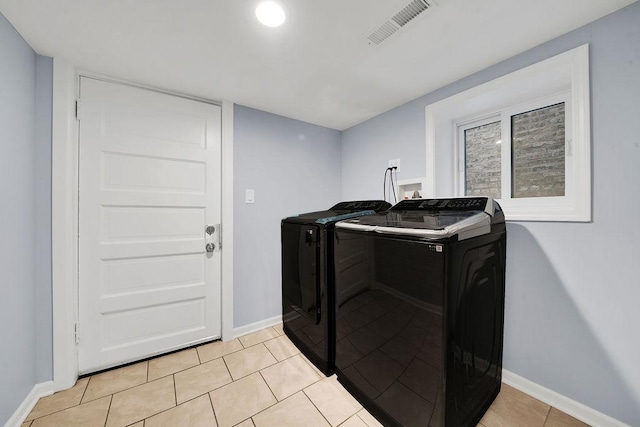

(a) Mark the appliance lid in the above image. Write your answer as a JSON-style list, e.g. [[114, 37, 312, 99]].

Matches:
[[336, 197, 499, 240], [315, 210, 376, 225], [283, 200, 391, 224]]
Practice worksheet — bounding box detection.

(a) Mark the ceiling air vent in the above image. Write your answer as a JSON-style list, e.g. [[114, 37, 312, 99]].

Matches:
[[365, 0, 434, 46]]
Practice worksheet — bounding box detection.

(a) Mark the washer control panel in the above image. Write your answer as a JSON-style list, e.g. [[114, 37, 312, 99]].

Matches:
[[391, 197, 489, 212]]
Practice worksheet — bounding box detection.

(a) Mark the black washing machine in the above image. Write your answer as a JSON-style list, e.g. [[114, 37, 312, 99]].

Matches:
[[281, 200, 391, 375], [333, 197, 506, 427]]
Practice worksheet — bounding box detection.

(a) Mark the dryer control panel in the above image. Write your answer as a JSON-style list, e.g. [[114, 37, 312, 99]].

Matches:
[[330, 200, 391, 212]]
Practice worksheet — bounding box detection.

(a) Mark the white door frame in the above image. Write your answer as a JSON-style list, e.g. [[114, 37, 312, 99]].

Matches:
[[51, 58, 234, 391]]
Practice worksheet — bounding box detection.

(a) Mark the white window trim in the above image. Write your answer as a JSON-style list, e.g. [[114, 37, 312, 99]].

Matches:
[[425, 44, 591, 222]]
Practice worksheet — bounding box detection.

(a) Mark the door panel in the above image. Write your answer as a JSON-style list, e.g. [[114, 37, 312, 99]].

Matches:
[[101, 298, 206, 351], [102, 206, 205, 241], [78, 77, 221, 373], [102, 153, 206, 193], [102, 254, 204, 295]]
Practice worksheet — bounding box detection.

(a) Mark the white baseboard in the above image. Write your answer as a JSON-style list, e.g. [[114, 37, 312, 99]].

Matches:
[[502, 370, 629, 427], [233, 315, 282, 338], [4, 381, 54, 427]]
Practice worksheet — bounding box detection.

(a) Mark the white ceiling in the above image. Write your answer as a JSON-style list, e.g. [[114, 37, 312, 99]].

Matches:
[[0, 0, 635, 130]]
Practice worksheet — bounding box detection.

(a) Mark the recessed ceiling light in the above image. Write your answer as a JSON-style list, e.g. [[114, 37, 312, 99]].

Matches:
[[256, 1, 285, 27]]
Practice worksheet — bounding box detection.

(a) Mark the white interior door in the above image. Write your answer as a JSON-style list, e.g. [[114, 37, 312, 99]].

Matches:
[[78, 77, 222, 374]]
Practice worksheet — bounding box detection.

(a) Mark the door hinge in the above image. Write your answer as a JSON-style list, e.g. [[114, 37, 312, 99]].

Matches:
[[75, 100, 81, 121], [75, 323, 80, 344]]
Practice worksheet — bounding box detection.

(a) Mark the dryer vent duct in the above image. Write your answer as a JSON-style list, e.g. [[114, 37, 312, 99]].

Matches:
[[366, 0, 434, 46]]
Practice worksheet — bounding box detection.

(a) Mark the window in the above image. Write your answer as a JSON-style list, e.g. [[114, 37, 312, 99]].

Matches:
[[425, 45, 590, 222], [457, 92, 570, 203], [510, 102, 566, 198], [460, 117, 502, 200]]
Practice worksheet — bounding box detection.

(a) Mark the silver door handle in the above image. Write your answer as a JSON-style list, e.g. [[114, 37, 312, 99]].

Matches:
[[205, 224, 221, 253]]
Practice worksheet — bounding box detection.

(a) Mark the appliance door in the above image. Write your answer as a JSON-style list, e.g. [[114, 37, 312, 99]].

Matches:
[[334, 229, 446, 427], [281, 222, 329, 370]]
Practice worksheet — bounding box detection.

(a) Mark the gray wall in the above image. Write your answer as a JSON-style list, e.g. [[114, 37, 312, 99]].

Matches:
[[233, 105, 342, 328], [341, 2, 640, 424], [0, 13, 53, 424]]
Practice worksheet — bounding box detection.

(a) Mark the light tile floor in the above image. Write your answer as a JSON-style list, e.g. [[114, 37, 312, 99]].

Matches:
[[23, 324, 590, 427]]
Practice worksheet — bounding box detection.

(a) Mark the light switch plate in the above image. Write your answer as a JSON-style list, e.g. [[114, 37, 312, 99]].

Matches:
[[245, 189, 255, 204]]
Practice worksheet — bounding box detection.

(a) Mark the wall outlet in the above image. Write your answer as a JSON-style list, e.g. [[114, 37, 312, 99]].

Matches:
[[389, 159, 400, 169]]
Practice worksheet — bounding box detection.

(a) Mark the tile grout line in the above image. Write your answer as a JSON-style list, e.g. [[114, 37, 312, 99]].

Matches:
[[98, 363, 232, 420], [246, 353, 324, 420], [262, 337, 282, 362], [172, 374, 177, 407], [198, 339, 245, 364], [247, 384, 301, 423], [301, 386, 334, 427], [103, 395, 113, 427], [24, 382, 99, 424], [87, 347, 215, 402], [79, 376, 90, 404], [28, 396, 116, 426], [219, 352, 234, 385], [215, 369, 281, 426], [243, 341, 271, 350], [104, 374, 181, 426], [238, 329, 281, 350], [208, 349, 296, 424], [243, 369, 313, 422], [258, 370, 279, 403], [110, 376, 179, 426], [298, 352, 327, 380], [226, 343, 280, 382], [262, 334, 304, 362], [542, 404, 551, 426], [207, 392, 221, 427], [141, 392, 218, 424], [357, 410, 381, 427], [270, 326, 280, 338], [153, 353, 209, 380], [81, 372, 164, 406], [337, 413, 367, 427], [273, 350, 302, 364]]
